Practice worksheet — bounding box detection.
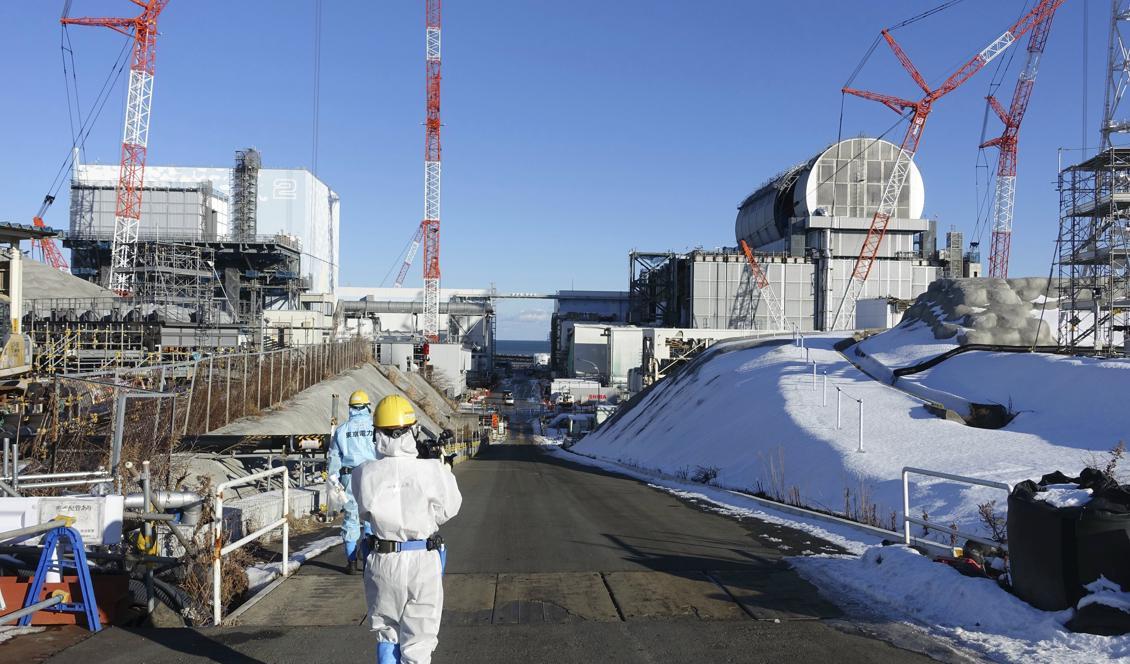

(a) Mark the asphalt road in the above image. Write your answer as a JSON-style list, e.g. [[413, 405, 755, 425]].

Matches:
[[43, 444, 969, 664]]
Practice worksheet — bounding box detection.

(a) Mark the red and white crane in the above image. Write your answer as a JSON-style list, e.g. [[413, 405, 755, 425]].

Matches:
[[830, 0, 1065, 330], [62, 0, 170, 295], [420, 0, 443, 340], [981, 6, 1060, 279]]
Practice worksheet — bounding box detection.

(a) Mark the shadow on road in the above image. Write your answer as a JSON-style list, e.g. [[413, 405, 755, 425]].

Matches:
[[94, 628, 270, 664]]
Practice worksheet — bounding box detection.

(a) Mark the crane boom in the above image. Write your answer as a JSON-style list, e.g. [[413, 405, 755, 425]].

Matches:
[[394, 226, 424, 287], [739, 240, 786, 330], [830, 0, 1066, 330], [62, 0, 171, 295], [31, 196, 69, 270], [982, 6, 1060, 279]]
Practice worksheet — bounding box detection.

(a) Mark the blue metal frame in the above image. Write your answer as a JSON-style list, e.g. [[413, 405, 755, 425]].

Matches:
[[17, 526, 102, 632]]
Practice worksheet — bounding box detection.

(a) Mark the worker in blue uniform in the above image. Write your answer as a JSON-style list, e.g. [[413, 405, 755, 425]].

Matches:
[[328, 389, 378, 574]]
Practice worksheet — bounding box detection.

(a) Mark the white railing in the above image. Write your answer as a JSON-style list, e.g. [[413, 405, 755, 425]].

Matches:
[[901, 466, 1011, 552], [212, 465, 289, 625]]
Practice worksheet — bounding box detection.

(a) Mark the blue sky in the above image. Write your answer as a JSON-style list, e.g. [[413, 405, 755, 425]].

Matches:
[[0, 1, 1112, 339]]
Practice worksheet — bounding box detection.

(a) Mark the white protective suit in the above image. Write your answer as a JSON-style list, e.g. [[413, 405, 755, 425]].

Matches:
[[351, 429, 462, 664]]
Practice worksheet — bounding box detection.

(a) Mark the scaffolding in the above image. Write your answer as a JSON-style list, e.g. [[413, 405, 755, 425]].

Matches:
[[25, 242, 241, 375], [132, 243, 218, 324], [232, 148, 261, 242], [628, 252, 678, 327], [1056, 147, 1130, 354]]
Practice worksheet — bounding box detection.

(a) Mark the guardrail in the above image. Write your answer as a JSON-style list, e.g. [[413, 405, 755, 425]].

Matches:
[[901, 466, 1012, 552], [212, 466, 289, 625]]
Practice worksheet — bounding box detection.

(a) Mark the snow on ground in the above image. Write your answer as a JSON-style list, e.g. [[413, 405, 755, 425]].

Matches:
[[859, 320, 1130, 459], [1080, 577, 1130, 614], [529, 417, 565, 446], [793, 546, 1130, 664], [553, 446, 1126, 661], [246, 536, 340, 593], [549, 446, 1128, 663], [572, 333, 1127, 538], [856, 320, 960, 371]]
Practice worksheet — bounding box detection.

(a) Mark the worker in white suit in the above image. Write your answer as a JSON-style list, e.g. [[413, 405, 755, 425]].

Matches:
[[351, 394, 462, 664]]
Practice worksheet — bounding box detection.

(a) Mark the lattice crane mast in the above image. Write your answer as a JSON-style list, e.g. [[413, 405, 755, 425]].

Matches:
[[982, 5, 1061, 279], [62, 0, 171, 295], [420, 0, 443, 340], [830, 0, 1066, 330], [738, 240, 786, 331], [32, 196, 69, 270]]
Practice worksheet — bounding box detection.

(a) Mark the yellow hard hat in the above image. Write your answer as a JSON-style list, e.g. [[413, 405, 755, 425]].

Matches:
[[375, 394, 417, 429], [348, 390, 371, 408]]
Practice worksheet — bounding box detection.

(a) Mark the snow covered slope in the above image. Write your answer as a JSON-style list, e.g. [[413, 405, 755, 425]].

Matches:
[[573, 334, 1128, 536]]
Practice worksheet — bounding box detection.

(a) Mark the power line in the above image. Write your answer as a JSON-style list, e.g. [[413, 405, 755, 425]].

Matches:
[[311, 0, 323, 176]]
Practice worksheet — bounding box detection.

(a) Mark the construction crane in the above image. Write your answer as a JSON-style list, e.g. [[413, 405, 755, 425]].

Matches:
[[420, 0, 443, 340], [982, 5, 1061, 279], [1101, 1, 1130, 148], [62, 0, 171, 295], [31, 196, 69, 270], [738, 240, 785, 331], [394, 226, 423, 287], [829, 0, 1066, 330]]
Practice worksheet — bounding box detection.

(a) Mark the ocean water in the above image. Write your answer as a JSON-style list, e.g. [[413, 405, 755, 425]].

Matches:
[[496, 339, 550, 356]]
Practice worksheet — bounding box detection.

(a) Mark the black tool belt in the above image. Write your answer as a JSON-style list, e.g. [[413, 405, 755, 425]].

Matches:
[[369, 534, 444, 554]]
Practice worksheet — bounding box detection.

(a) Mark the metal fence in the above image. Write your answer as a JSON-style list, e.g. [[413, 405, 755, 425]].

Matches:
[[30, 340, 371, 487], [901, 466, 1012, 551], [212, 465, 289, 625]]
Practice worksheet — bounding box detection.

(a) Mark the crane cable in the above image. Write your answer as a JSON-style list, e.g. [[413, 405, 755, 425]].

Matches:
[[42, 29, 133, 209], [312, 0, 323, 176], [888, 0, 970, 31], [378, 230, 422, 288], [61, 24, 84, 157], [828, 0, 977, 209]]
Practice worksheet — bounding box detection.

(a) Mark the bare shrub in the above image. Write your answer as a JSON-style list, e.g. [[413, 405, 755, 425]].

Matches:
[[757, 447, 788, 501], [842, 483, 883, 528], [1104, 441, 1126, 481], [691, 465, 719, 485], [978, 500, 1008, 545]]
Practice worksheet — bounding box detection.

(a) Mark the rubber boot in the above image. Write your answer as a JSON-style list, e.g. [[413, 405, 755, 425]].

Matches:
[[359, 537, 372, 572], [377, 641, 400, 664], [345, 540, 357, 575]]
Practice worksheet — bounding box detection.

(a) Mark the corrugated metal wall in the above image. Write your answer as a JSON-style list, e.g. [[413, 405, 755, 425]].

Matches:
[[688, 255, 939, 331]]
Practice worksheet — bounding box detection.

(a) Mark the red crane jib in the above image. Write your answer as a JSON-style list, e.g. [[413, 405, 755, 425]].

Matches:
[[839, 0, 1066, 284]]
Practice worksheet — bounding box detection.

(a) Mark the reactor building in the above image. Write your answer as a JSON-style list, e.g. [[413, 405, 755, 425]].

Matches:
[[629, 137, 947, 331]]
